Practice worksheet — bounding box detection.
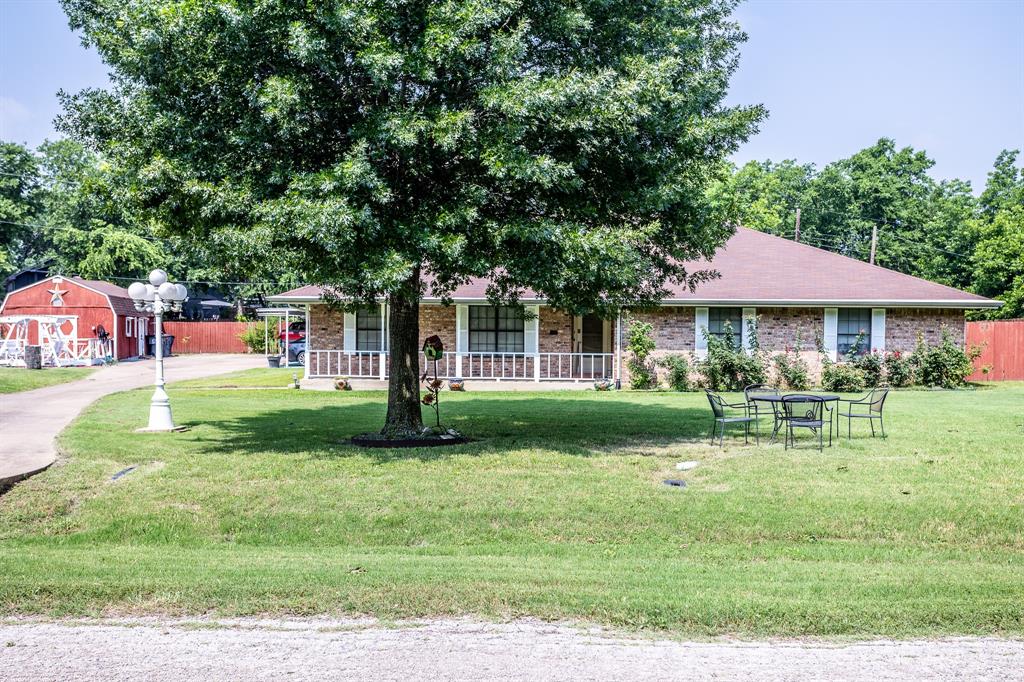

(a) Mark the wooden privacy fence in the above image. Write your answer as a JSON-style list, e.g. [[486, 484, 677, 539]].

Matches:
[[966, 319, 1024, 381], [162, 321, 253, 354]]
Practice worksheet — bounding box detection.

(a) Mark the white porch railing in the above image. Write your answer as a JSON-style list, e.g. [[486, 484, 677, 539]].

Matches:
[[309, 350, 388, 379], [307, 350, 614, 382], [0, 338, 111, 367]]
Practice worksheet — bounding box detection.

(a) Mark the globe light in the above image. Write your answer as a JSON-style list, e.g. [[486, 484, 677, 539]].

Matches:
[[175, 283, 188, 302], [143, 284, 157, 301], [158, 282, 178, 300], [149, 269, 168, 287], [128, 282, 148, 301]]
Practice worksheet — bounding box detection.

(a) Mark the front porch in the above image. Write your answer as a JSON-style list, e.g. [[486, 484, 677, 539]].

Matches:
[[307, 350, 616, 382]]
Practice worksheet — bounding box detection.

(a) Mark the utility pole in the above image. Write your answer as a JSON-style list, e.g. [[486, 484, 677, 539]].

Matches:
[[794, 207, 801, 242], [869, 223, 878, 265]]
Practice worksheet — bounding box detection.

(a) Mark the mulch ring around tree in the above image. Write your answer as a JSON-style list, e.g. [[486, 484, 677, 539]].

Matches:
[[349, 429, 470, 448]]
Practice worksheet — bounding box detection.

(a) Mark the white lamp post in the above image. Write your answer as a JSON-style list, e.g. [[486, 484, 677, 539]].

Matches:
[[128, 269, 188, 431]]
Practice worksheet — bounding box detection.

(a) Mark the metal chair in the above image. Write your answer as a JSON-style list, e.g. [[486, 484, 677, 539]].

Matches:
[[705, 390, 757, 447], [744, 384, 779, 445], [838, 388, 890, 439], [782, 394, 832, 451]]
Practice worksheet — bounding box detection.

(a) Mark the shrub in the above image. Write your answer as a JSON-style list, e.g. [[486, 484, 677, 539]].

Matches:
[[772, 328, 809, 390], [821, 363, 865, 392], [883, 351, 915, 387], [626, 318, 657, 389], [696, 322, 767, 391], [772, 350, 809, 390], [913, 331, 979, 389], [238, 319, 275, 354], [659, 354, 691, 391], [854, 351, 884, 387]]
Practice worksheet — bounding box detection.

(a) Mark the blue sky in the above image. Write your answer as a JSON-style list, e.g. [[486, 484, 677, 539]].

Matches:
[[1, 0, 1022, 190]]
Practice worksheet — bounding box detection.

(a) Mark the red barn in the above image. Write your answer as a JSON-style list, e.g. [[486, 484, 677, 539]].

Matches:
[[0, 276, 153, 366]]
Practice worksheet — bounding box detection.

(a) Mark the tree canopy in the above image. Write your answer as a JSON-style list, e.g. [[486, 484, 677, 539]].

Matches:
[[59, 0, 764, 434], [711, 141, 1024, 318]]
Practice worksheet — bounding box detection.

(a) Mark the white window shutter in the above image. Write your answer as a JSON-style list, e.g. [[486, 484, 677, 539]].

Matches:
[[741, 307, 756, 353], [524, 305, 539, 354], [823, 308, 838, 361], [343, 311, 356, 351], [380, 302, 388, 352], [695, 307, 709, 358], [456, 305, 469, 353], [871, 309, 886, 353]]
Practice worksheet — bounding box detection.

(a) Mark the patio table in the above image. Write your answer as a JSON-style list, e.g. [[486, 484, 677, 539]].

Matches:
[[749, 393, 841, 445]]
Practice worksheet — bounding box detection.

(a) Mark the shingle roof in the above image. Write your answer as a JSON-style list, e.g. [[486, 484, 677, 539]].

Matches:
[[69, 277, 153, 317], [268, 227, 999, 308]]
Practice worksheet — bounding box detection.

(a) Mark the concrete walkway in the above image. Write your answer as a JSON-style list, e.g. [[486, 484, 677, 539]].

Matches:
[[0, 617, 1021, 681], [0, 354, 261, 486]]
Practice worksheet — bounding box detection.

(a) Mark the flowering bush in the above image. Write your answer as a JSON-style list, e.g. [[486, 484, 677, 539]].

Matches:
[[658, 354, 691, 391], [822, 362, 866, 392], [853, 351, 884, 387], [696, 322, 767, 391], [772, 334, 810, 390], [912, 331, 980, 389], [883, 351, 915, 387], [626, 318, 657, 389]]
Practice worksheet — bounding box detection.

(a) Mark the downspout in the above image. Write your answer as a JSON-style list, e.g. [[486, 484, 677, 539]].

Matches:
[[615, 308, 623, 390]]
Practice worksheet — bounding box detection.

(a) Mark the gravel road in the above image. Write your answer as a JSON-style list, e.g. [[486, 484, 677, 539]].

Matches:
[[1, 617, 1021, 681]]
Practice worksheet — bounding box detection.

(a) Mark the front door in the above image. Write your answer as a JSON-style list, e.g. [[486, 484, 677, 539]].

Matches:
[[577, 314, 609, 378], [137, 318, 147, 357]]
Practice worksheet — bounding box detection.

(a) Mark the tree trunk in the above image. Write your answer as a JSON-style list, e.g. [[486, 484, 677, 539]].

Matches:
[[382, 269, 423, 437]]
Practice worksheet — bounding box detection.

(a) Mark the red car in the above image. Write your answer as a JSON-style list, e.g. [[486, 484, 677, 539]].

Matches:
[[278, 320, 306, 343]]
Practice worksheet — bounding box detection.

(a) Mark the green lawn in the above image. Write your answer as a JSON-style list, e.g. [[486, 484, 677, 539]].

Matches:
[[0, 366, 96, 394], [1, 379, 1022, 637], [172, 367, 298, 389]]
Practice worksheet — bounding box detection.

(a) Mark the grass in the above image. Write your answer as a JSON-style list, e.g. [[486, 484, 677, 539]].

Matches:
[[172, 367, 297, 389], [0, 366, 96, 394], [0, 376, 1022, 637]]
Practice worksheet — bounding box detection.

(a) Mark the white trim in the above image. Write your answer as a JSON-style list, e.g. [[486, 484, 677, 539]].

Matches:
[[823, 308, 838, 361], [303, 305, 311, 380], [871, 308, 886, 353], [343, 311, 356, 351], [266, 294, 1001, 309], [523, 305, 539, 354], [741, 307, 756, 353], [455, 305, 468, 353], [694, 307, 709, 358], [125, 317, 135, 338]]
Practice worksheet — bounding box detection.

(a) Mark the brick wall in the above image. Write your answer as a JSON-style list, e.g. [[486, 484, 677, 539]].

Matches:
[[885, 308, 964, 351], [309, 305, 344, 351], [419, 304, 456, 352], [539, 307, 573, 353], [754, 307, 823, 351], [632, 307, 695, 351]]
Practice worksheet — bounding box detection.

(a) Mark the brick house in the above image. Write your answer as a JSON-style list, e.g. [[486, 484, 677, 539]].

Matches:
[[268, 228, 999, 385]]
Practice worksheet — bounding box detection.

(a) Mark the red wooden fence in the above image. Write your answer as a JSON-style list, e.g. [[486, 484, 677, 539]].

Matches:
[[966, 319, 1024, 381], [163, 321, 253, 354]]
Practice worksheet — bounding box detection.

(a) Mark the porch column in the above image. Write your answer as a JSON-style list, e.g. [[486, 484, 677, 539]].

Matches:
[[456, 304, 468, 377], [526, 304, 540, 382], [303, 305, 310, 380]]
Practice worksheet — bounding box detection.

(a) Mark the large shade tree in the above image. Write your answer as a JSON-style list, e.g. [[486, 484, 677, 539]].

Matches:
[[61, 0, 763, 436]]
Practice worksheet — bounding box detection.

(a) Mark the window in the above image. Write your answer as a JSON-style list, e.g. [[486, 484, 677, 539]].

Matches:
[[469, 306, 524, 353], [707, 307, 742, 350], [837, 308, 871, 356], [125, 317, 135, 338], [356, 306, 383, 351]]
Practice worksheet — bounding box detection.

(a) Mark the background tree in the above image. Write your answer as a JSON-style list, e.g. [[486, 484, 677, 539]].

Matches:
[[60, 0, 764, 436], [0, 142, 44, 277]]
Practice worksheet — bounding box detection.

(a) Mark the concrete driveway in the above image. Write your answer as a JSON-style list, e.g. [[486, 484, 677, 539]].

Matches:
[[0, 354, 262, 486]]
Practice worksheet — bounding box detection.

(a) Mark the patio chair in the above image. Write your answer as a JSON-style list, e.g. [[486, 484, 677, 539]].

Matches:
[[782, 394, 832, 451], [705, 390, 757, 447], [837, 388, 890, 439], [744, 384, 780, 445]]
